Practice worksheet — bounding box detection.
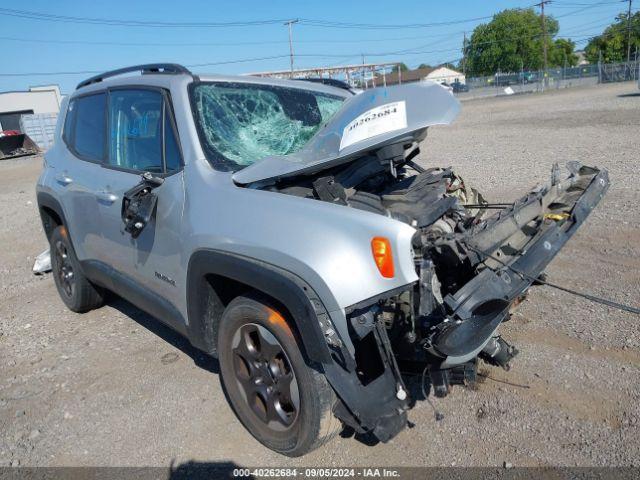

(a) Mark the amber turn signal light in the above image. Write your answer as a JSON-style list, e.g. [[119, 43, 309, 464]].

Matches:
[[371, 237, 394, 278]]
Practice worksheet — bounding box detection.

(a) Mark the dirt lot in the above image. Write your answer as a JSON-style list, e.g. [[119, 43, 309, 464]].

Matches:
[[1, 82, 639, 468]]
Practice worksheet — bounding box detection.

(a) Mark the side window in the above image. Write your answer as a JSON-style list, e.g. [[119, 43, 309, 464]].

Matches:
[[108, 89, 163, 172], [73, 93, 106, 161]]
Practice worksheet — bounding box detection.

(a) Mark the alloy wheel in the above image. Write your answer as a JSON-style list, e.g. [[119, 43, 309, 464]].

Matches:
[[231, 323, 300, 431], [54, 239, 75, 298]]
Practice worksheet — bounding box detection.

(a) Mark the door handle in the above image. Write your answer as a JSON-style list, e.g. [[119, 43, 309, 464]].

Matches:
[[55, 173, 73, 186], [95, 190, 119, 204]]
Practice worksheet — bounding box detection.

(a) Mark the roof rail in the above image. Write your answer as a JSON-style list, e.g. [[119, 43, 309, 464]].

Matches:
[[76, 63, 192, 90]]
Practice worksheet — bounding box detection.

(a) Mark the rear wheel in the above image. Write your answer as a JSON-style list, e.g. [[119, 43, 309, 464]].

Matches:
[[218, 294, 338, 456], [50, 226, 104, 313]]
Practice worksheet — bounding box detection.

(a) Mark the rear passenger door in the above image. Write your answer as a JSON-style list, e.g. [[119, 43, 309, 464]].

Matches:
[[96, 87, 185, 317], [58, 92, 109, 263]]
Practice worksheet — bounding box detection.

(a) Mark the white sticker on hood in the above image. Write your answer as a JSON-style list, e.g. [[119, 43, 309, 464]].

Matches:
[[339, 101, 407, 151]]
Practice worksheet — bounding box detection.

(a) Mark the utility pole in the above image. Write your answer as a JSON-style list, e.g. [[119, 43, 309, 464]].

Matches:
[[536, 0, 551, 86], [626, 0, 633, 65], [598, 48, 603, 83], [284, 19, 299, 77], [462, 32, 467, 77]]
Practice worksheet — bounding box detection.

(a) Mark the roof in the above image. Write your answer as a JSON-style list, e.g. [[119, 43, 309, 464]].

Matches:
[[426, 66, 463, 77], [374, 67, 436, 86], [72, 65, 351, 99]]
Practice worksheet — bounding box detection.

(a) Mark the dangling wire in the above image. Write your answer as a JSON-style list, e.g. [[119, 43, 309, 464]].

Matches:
[[466, 244, 640, 315], [421, 365, 444, 421]]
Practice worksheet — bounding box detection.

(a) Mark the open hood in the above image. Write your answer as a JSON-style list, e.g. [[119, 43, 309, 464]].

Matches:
[[232, 81, 460, 185]]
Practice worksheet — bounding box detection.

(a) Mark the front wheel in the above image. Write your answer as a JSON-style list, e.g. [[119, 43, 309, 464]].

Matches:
[[217, 294, 339, 456]]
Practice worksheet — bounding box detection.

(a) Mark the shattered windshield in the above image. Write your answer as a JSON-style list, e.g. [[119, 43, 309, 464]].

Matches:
[[192, 82, 345, 171]]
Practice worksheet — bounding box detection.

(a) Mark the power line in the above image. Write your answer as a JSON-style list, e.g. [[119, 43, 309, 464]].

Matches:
[[0, 21, 625, 79], [323, 10, 630, 65], [0, 13, 616, 52], [296, 15, 499, 29], [0, 6, 537, 30], [553, 0, 628, 18], [0, 30, 464, 48], [0, 2, 625, 33], [0, 55, 291, 77], [550, 0, 624, 7], [0, 4, 632, 79], [0, 7, 289, 27], [0, 28, 614, 79], [551, 0, 625, 6]]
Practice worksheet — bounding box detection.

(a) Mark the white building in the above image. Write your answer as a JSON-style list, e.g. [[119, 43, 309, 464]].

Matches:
[[424, 67, 466, 85], [0, 85, 62, 131]]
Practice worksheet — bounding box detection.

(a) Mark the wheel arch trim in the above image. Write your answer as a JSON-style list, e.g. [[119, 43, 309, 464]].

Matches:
[[36, 191, 69, 240], [186, 248, 333, 364]]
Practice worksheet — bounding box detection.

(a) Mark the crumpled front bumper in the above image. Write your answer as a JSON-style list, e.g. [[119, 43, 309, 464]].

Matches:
[[323, 163, 609, 443], [433, 163, 609, 360], [322, 312, 410, 442]]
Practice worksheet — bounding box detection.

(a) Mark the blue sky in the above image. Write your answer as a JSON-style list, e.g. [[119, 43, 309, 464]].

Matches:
[[0, 0, 632, 93]]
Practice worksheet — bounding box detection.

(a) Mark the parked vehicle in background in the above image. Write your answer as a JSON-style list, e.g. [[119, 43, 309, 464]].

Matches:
[[438, 81, 454, 92], [450, 79, 469, 93], [521, 71, 539, 84], [438, 80, 468, 93], [37, 63, 609, 456]]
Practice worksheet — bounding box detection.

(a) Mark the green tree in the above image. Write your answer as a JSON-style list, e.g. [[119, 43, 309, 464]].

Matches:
[[584, 12, 640, 63], [439, 62, 458, 70], [391, 63, 409, 72], [466, 8, 572, 76], [417, 63, 432, 69], [549, 38, 579, 67]]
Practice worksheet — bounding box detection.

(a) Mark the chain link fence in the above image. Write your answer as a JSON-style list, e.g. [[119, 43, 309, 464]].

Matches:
[[456, 60, 639, 100]]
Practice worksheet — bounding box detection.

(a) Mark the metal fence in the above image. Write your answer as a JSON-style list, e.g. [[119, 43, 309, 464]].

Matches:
[[457, 60, 639, 100], [599, 61, 640, 83]]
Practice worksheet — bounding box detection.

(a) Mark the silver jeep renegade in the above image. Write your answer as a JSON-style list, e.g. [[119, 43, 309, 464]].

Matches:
[[36, 63, 608, 456]]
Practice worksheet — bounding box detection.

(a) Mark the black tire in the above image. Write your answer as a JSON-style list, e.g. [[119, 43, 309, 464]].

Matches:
[[50, 226, 104, 313], [218, 294, 339, 456]]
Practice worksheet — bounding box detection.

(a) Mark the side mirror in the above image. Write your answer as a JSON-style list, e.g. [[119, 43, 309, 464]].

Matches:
[[121, 172, 164, 238]]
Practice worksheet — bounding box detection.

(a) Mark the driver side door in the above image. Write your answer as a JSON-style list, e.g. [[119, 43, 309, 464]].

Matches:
[[95, 87, 186, 329]]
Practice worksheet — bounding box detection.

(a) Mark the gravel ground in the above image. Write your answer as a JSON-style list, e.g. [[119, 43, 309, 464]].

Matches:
[[1, 81, 638, 468]]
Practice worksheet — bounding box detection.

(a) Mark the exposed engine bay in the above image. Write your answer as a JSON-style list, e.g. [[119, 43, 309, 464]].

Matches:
[[261, 138, 609, 402]]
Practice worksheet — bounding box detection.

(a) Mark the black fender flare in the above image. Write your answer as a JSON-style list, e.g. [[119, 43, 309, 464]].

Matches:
[[186, 249, 333, 364], [36, 191, 69, 240]]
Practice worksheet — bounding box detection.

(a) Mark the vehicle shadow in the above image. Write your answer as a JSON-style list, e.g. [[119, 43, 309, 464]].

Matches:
[[107, 295, 220, 374], [104, 296, 438, 451], [617, 93, 640, 97], [168, 460, 251, 479]]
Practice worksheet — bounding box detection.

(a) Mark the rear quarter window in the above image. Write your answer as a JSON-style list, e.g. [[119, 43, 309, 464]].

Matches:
[[62, 100, 77, 146], [69, 93, 106, 162]]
